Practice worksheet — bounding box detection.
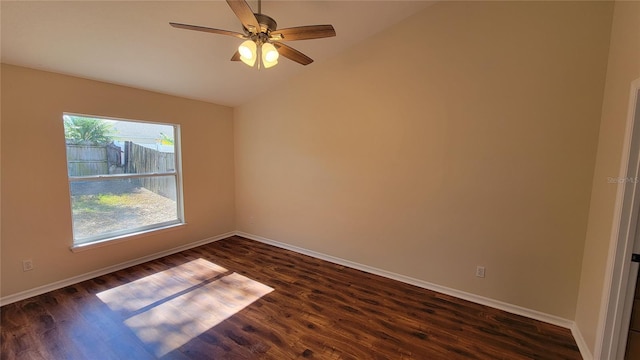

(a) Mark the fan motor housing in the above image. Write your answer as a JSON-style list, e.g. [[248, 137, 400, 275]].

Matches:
[[255, 13, 277, 33]]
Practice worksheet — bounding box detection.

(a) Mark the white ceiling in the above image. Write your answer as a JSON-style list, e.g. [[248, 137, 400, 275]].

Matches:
[[1, 1, 432, 107]]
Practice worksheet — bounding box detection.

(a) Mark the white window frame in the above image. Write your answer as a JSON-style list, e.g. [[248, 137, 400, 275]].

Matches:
[[64, 113, 185, 251]]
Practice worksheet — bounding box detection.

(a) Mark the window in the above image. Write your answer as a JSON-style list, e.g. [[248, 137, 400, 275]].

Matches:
[[63, 114, 184, 248]]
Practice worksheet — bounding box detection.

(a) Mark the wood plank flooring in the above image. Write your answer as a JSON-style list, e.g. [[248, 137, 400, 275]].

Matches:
[[1, 236, 582, 359]]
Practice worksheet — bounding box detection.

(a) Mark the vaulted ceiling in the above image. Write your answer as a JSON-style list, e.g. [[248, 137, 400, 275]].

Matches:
[[1, 1, 432, 106]]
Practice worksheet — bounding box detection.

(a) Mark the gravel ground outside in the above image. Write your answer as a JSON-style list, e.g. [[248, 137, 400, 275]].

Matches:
[[71, 181, 177, 243]]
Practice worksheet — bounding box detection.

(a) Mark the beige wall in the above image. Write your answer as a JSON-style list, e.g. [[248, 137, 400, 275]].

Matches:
[[0, 64, 235, 297], [575, 1, 640, 354], [234, 1, 613, 319]]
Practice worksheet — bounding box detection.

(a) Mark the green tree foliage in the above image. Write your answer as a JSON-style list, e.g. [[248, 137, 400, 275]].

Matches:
[[159, 132, 174, 145], [64, 116, 114, 145]]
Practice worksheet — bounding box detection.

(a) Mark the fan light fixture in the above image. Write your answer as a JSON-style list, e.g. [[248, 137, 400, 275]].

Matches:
[[262, 42, 279, 68], [238, 40, 279, 69], [238, 40, 257, 67]]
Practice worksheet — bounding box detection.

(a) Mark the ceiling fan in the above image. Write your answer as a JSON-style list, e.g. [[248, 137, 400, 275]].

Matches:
[[170, 0, 336, 69]]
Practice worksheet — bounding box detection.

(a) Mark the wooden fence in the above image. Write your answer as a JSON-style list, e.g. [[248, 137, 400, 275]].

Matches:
[[67, 142, 176, 200], [66, 144, 122, 176], [125, 142, 176, 200]]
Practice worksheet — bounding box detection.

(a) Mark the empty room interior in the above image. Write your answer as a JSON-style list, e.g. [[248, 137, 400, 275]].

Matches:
[[1, 0, 640, 359]]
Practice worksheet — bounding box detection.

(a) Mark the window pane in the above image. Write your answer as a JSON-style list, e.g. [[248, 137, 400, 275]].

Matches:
[[70, 177, 179, 244], [64, 115, 176, 176], [63, 114, 183, 247]]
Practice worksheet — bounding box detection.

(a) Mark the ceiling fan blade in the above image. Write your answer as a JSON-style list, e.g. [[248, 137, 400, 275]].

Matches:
[[271, 25, 336, 41], [226, 0, 261, 34], [231, 51, 241, 61], [170, 22, 246, 39], [274, 43, 313, 65]]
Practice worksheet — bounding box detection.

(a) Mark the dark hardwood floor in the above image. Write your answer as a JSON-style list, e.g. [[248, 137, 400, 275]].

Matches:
[[1, 236, 581, 359]]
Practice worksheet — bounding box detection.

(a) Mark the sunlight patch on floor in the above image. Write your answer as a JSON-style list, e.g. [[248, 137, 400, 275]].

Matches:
[[97, 258, 274, 357]]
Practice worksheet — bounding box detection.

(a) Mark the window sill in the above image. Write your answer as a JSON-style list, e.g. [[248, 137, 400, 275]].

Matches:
[[70, 223, 186, 253]]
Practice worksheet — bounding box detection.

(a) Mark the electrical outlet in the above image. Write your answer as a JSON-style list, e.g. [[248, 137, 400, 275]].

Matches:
[[22, 259, 34, 272], [476, 266, 485, 278]]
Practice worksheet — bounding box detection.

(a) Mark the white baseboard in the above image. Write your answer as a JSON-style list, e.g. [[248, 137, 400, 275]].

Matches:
[[572, 323, 594, 360], [235, 231, 575, 330], [0, 231, 234, 306]]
